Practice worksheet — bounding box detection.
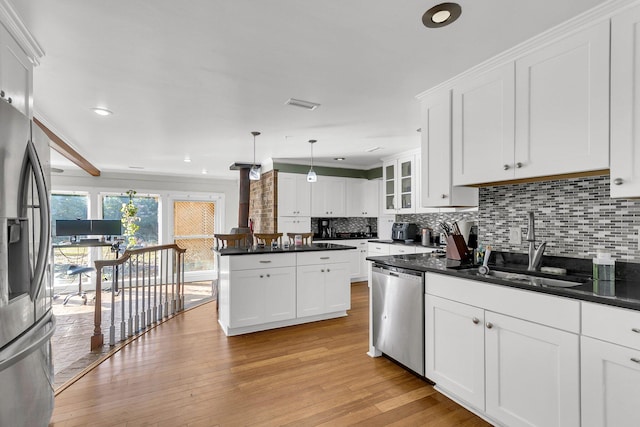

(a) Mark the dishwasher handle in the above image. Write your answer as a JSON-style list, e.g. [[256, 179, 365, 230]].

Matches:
[[372, 265, 423, 280]]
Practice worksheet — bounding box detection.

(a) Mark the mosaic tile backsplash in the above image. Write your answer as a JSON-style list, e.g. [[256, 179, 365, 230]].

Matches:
[[311, 217, 377, 235], [477, 174, 640, 262]]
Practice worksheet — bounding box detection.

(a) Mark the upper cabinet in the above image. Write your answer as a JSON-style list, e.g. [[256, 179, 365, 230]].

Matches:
[[278, 173, 311, 216], [382, 154, 416, 214], [452, 63, 516, 186], [346, 178, 379, 217], [444, 19, 610, 187], [420, 89, 478, 207], [610, 3, 640, 198], [0, 23, 33, 117], [514, 20, 610, 179], [311, 176, 346, 217]]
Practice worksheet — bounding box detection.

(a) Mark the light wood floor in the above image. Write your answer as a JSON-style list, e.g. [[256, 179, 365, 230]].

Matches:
[[50, 282, 490, 426]]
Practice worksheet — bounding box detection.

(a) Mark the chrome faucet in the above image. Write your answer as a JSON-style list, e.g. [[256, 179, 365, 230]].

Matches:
[[526, 211, 547, 271]]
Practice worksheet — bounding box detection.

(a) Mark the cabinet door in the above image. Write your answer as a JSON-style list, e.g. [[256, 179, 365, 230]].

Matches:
[[229, 270, 264, 327], [310, 179, 327, 217], [324, 178, 346, 217], [346, 179, 364, 217], [611, 4, 640, 198], [425, 295, 485, 410], [277, 216, 311, 235], [581, 336, 640, 427], [278, 174, 310, 216], [397, 155, 415, 213], [452, 63, 515, 186], [388, 245, 415, 255], [264, 267, 296, 323], [325, 262, 351, 312], [485, 311, 580, 427], [0, 24, 32, 117], [515, 21, 610, 179], [382, 161, 397, 214], [362, 179, 379, 216], [296, 264, 325, 317]]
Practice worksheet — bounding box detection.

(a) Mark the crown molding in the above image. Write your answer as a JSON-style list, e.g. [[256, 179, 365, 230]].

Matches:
[[416, 0, 640, 100], [0, 0, 44, 65]]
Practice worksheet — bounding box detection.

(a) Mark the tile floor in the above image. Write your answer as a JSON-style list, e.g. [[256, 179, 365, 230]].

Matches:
[[51, 280, 215, 390]]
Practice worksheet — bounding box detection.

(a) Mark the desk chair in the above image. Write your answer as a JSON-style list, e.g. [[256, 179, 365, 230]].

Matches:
[[214, 233, 249, 249], [286, 232, 313, 245], [254, 233, 283, 247], [63, 265, 95, 305]]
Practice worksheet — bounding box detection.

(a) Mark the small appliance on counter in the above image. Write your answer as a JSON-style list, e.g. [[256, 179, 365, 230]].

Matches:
[[391, 222, 418, 242]]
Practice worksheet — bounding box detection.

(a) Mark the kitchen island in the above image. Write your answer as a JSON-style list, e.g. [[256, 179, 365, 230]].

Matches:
[[216, 243, 356, 336]]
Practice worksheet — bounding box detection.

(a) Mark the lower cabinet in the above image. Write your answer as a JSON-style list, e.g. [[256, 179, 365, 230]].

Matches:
[[297, 262, 350, 317], [425, 274, 580, 427], [229, 267, 296, 328]]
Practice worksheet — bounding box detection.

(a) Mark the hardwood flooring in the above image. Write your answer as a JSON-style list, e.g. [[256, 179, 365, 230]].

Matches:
[[50, 282, 490, 426]]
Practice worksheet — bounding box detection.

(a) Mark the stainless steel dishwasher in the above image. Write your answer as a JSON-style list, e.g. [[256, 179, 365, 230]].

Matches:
[[371, 264, 424, 376]]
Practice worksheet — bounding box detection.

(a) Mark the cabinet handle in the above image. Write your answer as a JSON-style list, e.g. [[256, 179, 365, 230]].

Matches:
[[321, 269, 325, 272], [259, 260, 271, 264], [472, 317, 480, 324], [260, 275, 264, 278], [503, 164, 510, 170], [614, 178, 624, 186], [486, 322, 494, 329], [441, 194, 447, 199], [320, 257, 330, 260], [327, 268, 330, 272], [516, 162, 523, 168], [0, 90, 4, 98], [266, 274, 270, 278], [631, 358, 640, 364], [632, 328, 640, 333]]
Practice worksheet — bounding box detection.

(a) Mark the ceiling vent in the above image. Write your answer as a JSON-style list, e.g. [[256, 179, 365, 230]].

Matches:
[[285, 98, 320, 110]]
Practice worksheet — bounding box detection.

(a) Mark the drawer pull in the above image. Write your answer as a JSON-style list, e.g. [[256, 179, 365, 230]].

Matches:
[[486, 322, 494, 329], [259, 260, 272, 264], [632, 328, 640, 333], [472, 317, 480, 324], [259, 275, 264, 278], [631, 358, 640, 364], [320, 257, 330, 260]]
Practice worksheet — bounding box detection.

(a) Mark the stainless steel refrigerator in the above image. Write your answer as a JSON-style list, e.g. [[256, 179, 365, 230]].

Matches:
[[0, 100, 55, 426]]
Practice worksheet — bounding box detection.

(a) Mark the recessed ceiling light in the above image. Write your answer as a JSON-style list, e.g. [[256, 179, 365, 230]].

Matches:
[[365, 146, 381, 153], [285, 98, 321, 110], [91, 107, 113, 116], [422, 3, 462, 28], [334, 157, 345, 161], [201, 169, 208, 174], [184, 157, 191, 163]]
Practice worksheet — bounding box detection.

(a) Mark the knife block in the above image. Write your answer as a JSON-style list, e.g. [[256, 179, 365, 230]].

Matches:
[[446, 235, 470, 261]]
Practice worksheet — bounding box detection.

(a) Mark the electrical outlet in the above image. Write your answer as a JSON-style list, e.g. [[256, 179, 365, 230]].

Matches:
[[509, 227, 522, 245]]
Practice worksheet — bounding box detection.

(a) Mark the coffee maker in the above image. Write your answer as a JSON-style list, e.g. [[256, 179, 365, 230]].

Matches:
[[319, 219, 331, 238]]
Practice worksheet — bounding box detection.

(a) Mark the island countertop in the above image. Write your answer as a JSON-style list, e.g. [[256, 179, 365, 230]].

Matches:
[[215, 242, 356, 256]]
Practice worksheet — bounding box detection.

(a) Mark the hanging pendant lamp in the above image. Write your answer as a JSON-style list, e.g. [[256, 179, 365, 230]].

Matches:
[[249, 131, 261, 181], [307, 139, 317, 182]]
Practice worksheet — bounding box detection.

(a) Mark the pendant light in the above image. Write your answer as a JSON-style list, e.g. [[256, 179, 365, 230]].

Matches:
[[249, 131, 261, 181], [307, 139, 317, 182]]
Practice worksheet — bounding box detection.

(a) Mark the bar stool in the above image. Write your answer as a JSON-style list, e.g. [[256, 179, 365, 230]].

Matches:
[[286, 232, 313, 245], [214, 233, 249, 249], [254, 233, 283, 247], [63, 265, 95, 305]]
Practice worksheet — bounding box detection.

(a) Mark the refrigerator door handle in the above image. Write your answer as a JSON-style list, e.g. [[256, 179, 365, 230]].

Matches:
[[0, 310, 55, 373], [19, 140, 51, 300]]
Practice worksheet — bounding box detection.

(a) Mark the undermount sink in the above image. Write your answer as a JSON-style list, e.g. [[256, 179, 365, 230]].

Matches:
[[458, 268, 590, 288]]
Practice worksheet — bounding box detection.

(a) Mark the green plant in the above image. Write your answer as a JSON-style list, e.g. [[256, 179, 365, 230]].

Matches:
[[121, 189, 140, 248]]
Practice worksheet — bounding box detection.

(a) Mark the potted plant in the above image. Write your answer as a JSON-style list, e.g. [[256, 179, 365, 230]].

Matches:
[[121, 189, 140, 248]]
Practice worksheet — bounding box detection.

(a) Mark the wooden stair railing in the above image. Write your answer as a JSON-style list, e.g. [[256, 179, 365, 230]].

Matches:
[[91, 244, 187, 350]]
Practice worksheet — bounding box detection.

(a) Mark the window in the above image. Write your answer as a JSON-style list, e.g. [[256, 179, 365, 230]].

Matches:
[[173, 201, 215, 272], [102, 193, 159, 246], [51, 193, 89, 244]]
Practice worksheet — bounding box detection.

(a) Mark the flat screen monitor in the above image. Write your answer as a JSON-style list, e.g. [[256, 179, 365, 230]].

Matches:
[[91, 220, 122, 236], [55, 220, 92, 237]]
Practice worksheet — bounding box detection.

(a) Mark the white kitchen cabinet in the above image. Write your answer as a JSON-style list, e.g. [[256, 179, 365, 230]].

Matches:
[[388, 245, 415, 255], [0, 23, 32, 117], [580, 301, 640, 427], [296, 252, 351, 317], [452, 63, 515, 186], [382, 154, 416, 214], [514, 20, 609, 179], [311, 176, 346, 217], [424, 273, 580, 427], [321, 239, 364, 281], [611, 4, 640, 198], [367, 242, 391, 256], [278, 173, 311, 216], [484, 311, 580, 427], [420, 89, 478, 207], [346, 179, 379, 217], [425, 295, 485, 409], [277, 216, 310, 235]]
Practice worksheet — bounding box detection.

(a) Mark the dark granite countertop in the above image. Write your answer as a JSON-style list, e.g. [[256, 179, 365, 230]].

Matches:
[[216, 242, 357, 256], [368, 239, 445, 250], [366, 252, 640, 311]]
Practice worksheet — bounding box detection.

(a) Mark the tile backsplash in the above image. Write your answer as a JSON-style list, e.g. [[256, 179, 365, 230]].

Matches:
[[478, 174, 640, 262], [311, 217, 377, 235]]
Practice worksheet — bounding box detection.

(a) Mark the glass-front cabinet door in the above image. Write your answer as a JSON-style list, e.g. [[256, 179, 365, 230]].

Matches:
[[397, 155, 415, 213], [383, 161, 396, 214]]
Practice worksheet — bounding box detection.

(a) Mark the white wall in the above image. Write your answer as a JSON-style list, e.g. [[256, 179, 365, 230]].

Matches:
[[51, 170, 239, 244]]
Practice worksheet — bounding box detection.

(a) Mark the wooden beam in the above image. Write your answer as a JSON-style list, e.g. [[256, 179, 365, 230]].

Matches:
[[33, 117, 101, 177]]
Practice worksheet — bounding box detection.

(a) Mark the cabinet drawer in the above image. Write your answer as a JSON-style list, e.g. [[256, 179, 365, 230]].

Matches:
[[229, 253, 296, 270], [296, 251, 351, 266], [367, 242, 390, 255], [582, 302, 640, 350], [426, 273, 580, 333], [389, 245, 416, 255]]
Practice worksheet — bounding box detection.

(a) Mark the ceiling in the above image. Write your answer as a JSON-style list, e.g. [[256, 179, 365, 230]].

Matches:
[[12, 0, 607, 179]]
